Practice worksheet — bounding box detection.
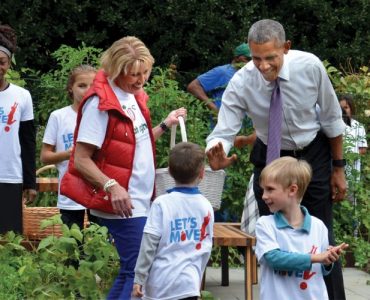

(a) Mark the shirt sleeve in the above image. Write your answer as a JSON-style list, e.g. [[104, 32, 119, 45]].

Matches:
[[197, 66, 224, 93], [143, 200, 163, 237], [77, 96, 108, 148], [19, 120, 36, 189], [205, 76, 247, 154], [319, 220, 332, 275], [20, 89, 34, 122], [134, 232, 161, 285], [264, 249, 312, 271], [315, 62, 346, 138], [357, 122, 368, 148], [42, 111, 58, 146], [255, 217, 281, 261]]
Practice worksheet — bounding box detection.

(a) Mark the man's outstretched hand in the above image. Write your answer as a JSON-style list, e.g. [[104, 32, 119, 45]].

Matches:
[[206, 142, 237, 170]]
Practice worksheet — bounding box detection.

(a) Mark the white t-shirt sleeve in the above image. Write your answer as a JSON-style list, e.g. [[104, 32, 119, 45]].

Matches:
[[77, 96, 108, 148], [42, 111, 58, 146], [358, 124, 368, 148], [255, 217, 280, 261], [144, 200, 163, 237], [319, 221, 329, 253], [21, 89, 34, 121]]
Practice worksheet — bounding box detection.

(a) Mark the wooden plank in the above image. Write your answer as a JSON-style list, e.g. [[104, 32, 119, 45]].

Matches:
[[245, 245, 253, 300], [252, 253, 258, 285], [211, 223, 257, 300], [213, 223, 255, 247]]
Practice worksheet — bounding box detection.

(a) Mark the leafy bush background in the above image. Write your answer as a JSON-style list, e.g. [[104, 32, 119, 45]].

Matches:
[[7, 44, 370, 272], [1, 0, 370, 83], [1, 7, 369, 294]]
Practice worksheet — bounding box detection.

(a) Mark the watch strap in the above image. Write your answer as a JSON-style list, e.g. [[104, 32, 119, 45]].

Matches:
[[332, 159, 346, 167]]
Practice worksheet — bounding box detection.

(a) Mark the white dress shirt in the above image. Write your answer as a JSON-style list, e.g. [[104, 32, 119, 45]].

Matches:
[[206, 50, 346, 154]]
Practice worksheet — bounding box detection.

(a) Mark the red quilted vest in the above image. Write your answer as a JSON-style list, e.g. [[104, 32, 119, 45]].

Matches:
[[60, 70, 156, 213]]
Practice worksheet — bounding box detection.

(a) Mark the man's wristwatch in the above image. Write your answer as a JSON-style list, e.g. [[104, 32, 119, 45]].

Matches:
[[332, 159, 346, 168]]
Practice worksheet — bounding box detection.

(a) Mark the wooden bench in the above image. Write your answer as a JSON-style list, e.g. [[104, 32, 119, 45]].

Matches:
[[207, 222, 258, 300]]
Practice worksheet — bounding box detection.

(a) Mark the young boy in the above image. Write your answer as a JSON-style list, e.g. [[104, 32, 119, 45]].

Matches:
[[132, 142, 214, 300], [255, 157, 348, 300]]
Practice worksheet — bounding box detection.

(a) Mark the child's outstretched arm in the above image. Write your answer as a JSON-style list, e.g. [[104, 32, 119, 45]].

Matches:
[[132, 232, 161, 297]]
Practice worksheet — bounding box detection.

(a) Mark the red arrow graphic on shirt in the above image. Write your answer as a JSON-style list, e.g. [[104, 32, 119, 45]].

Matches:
[[196, 211, 211, 250], [4, 102, 18, 132]]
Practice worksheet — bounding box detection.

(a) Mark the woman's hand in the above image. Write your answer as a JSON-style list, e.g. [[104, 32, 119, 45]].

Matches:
[[108, 184, 134, 218], [153, 107, 187, 140], [163, 107, 187, 127]]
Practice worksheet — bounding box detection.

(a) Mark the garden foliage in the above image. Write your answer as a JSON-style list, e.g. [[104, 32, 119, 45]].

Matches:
[[1, 42, 369, 297], [1, 0, 370, 81], [0, 220, 119, 299]]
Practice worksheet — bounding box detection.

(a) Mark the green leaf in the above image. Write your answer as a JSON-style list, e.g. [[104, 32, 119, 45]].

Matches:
[[18, 265, 26, 275], [37, 236, 54, 250], [70, 228, 83, 242]]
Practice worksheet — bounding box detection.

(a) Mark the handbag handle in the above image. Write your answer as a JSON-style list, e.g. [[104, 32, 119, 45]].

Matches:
[[170, 116, 187, 149]]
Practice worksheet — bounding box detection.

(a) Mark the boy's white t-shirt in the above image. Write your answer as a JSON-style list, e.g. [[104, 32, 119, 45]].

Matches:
[[42, 105, 85, 209], [143, 188, 214, 300], [0, 84, 34, 183], [255, 214, 329, 300], [77, 81, 155, 219]]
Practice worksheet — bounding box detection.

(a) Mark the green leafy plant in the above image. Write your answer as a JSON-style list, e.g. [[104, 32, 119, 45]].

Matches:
[[145, 66, 211, 166], [0, 219, 119, 299], [327, 63, 370, 271], [34, 43, 102, 126], [201, 290, 218, 300]]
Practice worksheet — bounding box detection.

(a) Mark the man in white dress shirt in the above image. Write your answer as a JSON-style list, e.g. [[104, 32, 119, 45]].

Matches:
[[206, 19, 347, 299]]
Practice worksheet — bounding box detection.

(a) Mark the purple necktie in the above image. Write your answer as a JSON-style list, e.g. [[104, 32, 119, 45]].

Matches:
[[266, 79, 282, 164]]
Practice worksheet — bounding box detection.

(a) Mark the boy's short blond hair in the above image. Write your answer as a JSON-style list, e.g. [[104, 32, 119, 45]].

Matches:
[[101, 36, 155, 81], [260, 156, 312, 201]]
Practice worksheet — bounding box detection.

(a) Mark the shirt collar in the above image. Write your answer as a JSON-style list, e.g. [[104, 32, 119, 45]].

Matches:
[[278, 53, 290, 82], [274, 206, 311, 233], [166, 186, 201, 194]]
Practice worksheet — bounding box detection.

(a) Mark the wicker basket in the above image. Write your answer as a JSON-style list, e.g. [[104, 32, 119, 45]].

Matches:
[[23, 206, 62, 240], [155, 117, 226, 210], [23, 165, 62, 240], [156, 166, 226, 210]]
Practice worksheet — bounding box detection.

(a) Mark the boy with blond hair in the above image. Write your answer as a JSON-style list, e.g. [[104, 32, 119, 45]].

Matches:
[[132, 142, 214, 300], [255, 157, 348, 300]]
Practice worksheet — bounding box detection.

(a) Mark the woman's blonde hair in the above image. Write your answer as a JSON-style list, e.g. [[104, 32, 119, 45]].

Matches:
[[260, 156, 312, 201], [100, 36, 154, 81]]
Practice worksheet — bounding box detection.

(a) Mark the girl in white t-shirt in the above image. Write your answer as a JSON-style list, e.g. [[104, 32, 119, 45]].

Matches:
[[0, 25, 37, 234], [40, 65, 97, 229], [339, 94, 368, 181]]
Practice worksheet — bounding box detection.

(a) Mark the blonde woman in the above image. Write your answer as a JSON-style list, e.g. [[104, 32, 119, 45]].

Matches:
[[61, 36, 186, 299]]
